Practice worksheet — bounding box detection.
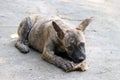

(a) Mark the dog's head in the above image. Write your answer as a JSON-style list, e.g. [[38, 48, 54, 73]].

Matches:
[[52, 18, 92, 63]]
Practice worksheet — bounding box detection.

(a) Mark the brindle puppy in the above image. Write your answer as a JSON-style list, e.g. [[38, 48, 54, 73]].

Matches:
[[15, 15, 92, 72]]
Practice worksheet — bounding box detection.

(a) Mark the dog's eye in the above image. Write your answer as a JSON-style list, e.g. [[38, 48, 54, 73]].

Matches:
[[78, 42, 85, 51], [80, 42, 85, 47], [79, 42, 85, 47]]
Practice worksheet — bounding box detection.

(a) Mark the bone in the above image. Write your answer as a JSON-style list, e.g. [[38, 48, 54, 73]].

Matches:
[[66, 61, 88, 72], [66, 63, 82, 72]]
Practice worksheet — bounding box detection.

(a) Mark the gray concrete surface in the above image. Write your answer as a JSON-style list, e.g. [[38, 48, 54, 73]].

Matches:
[[0, 0, 120, 80]]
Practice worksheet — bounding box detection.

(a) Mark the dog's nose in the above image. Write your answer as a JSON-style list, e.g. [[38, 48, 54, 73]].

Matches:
[[78, 57, 85, 62]]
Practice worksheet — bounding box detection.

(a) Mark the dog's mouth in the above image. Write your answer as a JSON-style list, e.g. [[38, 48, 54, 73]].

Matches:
[[54, 50, 85, 63], [72, 59, 84, 63], [68, 54, 86, 63]]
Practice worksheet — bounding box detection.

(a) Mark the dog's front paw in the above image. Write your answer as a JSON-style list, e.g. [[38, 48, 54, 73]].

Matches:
[[61, 61, 75, 72], [80, 62, 88, 72]]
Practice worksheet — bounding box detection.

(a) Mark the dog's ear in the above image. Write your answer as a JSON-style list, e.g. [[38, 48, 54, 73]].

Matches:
[[76, 17, 93, 31], [52, 21, 64, 39]]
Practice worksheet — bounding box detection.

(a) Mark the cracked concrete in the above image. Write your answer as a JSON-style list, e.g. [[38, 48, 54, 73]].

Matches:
[[0, 0, 120, 80]]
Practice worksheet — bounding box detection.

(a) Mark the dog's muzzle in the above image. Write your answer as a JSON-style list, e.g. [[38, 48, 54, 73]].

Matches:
[[71, 47, 86, 63]]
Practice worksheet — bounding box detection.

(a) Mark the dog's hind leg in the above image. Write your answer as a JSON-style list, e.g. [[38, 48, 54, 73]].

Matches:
[[15, 17, 32, 53], [15, 39, 30, 53]]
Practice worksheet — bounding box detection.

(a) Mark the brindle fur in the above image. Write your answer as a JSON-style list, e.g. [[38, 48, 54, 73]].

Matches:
[[15, 15, 92, 72]]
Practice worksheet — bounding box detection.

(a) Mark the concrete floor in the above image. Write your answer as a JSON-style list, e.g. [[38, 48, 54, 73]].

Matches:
[[0, 0, 120, 80]]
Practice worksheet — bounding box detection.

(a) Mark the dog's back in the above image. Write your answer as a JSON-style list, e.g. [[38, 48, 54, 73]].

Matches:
[[28, 15, 66, 52]]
